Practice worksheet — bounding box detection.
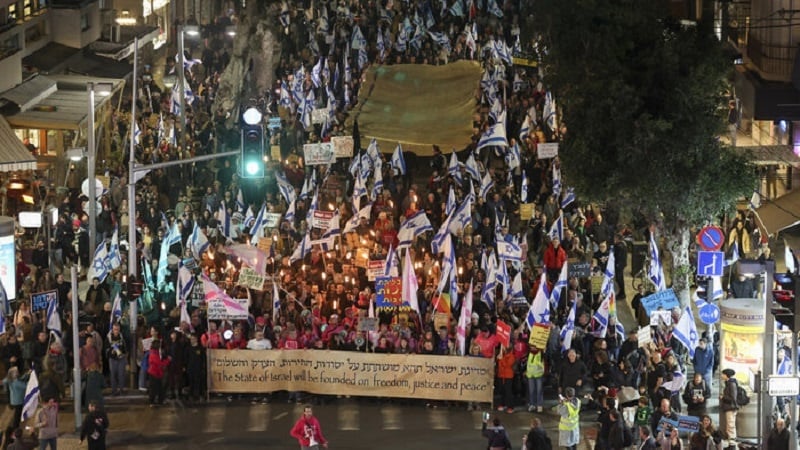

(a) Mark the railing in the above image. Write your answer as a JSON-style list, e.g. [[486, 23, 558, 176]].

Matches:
[[747, 33, 796, 80]]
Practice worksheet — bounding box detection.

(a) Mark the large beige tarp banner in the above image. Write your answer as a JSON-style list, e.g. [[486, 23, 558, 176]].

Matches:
[[209, 349, 495, 402], [349, 61, 481, 156]]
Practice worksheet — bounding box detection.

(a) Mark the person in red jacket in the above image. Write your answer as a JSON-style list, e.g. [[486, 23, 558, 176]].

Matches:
[[496, 344, 517, 413], [543, 236, 567, 282], [290, 404, 328, 449], [147, 340, 171, 406]]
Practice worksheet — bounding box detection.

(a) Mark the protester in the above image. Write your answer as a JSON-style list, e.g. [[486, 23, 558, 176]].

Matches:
[[766, 417, 789, 450], [558, 387, 580, 450], [720, 369, 739, 448], [146, 340, 171, 407], [289, 405, 328, 450], [80, 400, 110, 450], [34, 397, 59, 450], [522, 417, 551, 450], [481, 415, 512, 450]]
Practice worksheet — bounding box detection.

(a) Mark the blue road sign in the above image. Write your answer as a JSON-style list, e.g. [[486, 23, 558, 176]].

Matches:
[[698, 302, 720, 325], [697, 251, 724, 277]]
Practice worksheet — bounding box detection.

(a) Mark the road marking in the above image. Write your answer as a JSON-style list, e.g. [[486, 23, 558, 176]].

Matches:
[[381, 405, 402, 430], [274, 411, 288, 420], [205, 405, 225, 433], [429, 408, 450, 430], [338, 403, 359, 431], [247, 404, 271, 432]]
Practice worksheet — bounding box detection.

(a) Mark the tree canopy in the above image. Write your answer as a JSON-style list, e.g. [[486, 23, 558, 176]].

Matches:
[[534, 0, 755, 227]]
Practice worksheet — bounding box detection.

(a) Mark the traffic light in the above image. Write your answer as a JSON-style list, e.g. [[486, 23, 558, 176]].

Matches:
[[241, 107, 265, 179]]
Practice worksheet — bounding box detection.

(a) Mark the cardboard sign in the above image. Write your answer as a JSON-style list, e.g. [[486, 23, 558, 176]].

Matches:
[[238, 267, 266, 291], [433, 312, 450, 332], [568, 260, 592, 279], [537, 143, 559, 159], [519, 203, 535, 220], [208, 349, 495, 403], [331, 136, 354, 158], [31, 290, 57, 313], [257, 237, 273, 254], [528, 323, 550, 349], [311, 108, 327, 125], [496, 320, 511, 347], [312, 210, 335, 229], [640, 289, 680, 316], [637, 327, 652, 348], [367, 260, 386, 281], [263, 213, 282, 228], [303, 142, 335, 166], [650, 310, 672, 327], [358, 317, 378, 332], [355, 248, 370, 269]]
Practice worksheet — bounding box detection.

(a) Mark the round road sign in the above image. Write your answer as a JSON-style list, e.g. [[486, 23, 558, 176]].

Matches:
[[697, 226, 725, 252]]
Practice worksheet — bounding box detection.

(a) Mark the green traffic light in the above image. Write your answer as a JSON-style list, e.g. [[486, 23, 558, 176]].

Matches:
[[245, 161, 261, 176]]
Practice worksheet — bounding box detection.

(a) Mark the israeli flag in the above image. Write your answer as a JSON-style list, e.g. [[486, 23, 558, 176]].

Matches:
[[447, 151, 462, 184], [109, 292, 122, 329], [550, 263, 569, 308], [648, 233, 667, 291], [489, 98, 506, 125], [249, 203, 267, 246], [505, 142, 521, 171], [521, 171, 529, 202], [477, 123, 508, 150], [279, 1, 291, 28], [526, 273, 551, 329], [218, 202, 231, 239], [552, 164, 562, 199], [481, 268, 497, 310], [21, 371, 39, 421], [276, 172, 297, 205], [561, 187, 576, 209], [132, 120, 141, 145], [548, 213, 564, 241], [543, 92, 557, 132], [46, 294, 61, 337], [395, 18, 412, 52], [236, 188, 246, 213], [749, 188, 761, 210], [377, 27, 386, 60], [465, 152, 481, 182], [560, 299, 577, 352], [497, 240, 522, 262], [391, 143, 407, 176], [487, 0, 504, 18], [600, 250, 616, 298], [284, 199, 296, 229], [397, 210, 433, 248], [510, 272, 525, 299], [428, 31, 451, 52], [273, 282, 281, 324], [479, 172, 495, 200], [189, 222, 210, 258], [88, 242, 110, 283], [107, 228, 121, 270], [289, 232, 312, 264], [384, 244, 399, 277], [449, 0, 465, 17], [351, 25, 367, 50], [311, 57, 323, 88], [673, 305, 700, 358]]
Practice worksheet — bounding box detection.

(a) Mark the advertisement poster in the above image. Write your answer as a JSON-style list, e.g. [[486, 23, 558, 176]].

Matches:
[[0, 235, 15, 301]]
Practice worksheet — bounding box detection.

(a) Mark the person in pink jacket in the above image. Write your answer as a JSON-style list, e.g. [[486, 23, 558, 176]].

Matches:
[[290, 405, 328, 449]]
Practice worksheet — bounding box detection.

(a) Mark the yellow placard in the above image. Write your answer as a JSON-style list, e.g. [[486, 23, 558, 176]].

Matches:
[[355, 248, 370, 269], [271, 145, 281, 161], [208, 349, 495, 403], [520, 203, 535, 220], [591, 276, 603, 294], [528, 324, 551, 349], [512, 56, 538, 67], [257, 237, 273, 254]]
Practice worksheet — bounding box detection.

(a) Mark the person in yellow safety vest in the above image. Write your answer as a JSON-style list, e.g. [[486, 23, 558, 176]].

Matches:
[[526, 345, 546, 413], [558, 387, 580, 450]]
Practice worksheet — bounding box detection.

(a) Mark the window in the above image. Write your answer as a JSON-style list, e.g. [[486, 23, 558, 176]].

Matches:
[[8, 3, 17, 22], [24, 21, 44, 44], [23, 0, 32, 18], [80, 11, 89, 31], [0, 33, 20, 59]]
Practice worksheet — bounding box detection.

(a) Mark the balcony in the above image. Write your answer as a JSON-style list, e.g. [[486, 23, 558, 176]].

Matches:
[[746, 33, 796, 82]]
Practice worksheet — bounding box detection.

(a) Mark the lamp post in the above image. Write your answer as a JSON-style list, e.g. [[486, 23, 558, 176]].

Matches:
[[86, 81, 113, 260]]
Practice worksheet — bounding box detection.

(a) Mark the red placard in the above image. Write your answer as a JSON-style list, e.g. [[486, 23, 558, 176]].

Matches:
[[496, 320, 511, 347]]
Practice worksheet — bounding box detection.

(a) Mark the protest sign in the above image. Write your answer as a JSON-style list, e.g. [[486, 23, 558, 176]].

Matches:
[[496, 320, 511, 347], [357, 317, 378, 332], [263, 213, 282, 228], [257, 237, 273, 254], [312, 210, 335, 229], [638, 327, 652, 348], [303, 142, 335, 166], [375, 277, 405, 310], [208, 349, 495, 403], [650, 310, 672, 327], [568, 261, 592, 279], [367, 260, 386, 281], [528, 324, 551, 349], [190, 282, 205, 307], [238, 267, 266, 291], [519, 203, 535, 220], [311, 108, 327, 125], [433, 313, 449, 332], [331, 136, 354, 158], [591, 276, 603, 294], [537, 143, 559, 159], [31, 290, 57, 313], [207, 297, 249, 320], [640, 289, 680, 316], [355, 248, 370, 268]]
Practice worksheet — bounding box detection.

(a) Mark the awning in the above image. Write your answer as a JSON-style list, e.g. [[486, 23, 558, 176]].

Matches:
[[0, 116, 36, 172], [734, 145, 800, 166], [1, 74, 124, 130], [89, 26, 160, 61], [755, 189, 800, 235]]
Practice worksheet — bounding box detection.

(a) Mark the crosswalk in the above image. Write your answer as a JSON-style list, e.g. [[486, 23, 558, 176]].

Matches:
[[141, 399, 582, 437]]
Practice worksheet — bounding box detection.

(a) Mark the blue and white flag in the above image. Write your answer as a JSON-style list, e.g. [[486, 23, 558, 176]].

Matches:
[[447, 151, 462, 184], [510, 272, 525, 299], [749, 189, 761, 210], [391, 143, 407, 176], [189, 222, 210, 258], [445, 187, 456, 217], [552, 163, 562, 199], [109, 292, 122, 329], [592, 293, 613, 338], [176, 266, 195, 307], [218, 202, 231, 239], [236, 188, 246, 213], [673, 305, 700, 358], [276, 172, 297, 205], [726, 241, 740, 266], [107, 228, 121, 270], [519, 114, 532, 142], [481, 265, 498, 310], [289, 232, 312, 264], [526, 273, 550, 329], [487, 0, 504, 17], [397, 210, 433, 248], [377, 27, 387, 61], [280, 80, 293, 109], [352, 170, 368, 208], [548, 213, 564, 241], [543, 92, 557, 132], [560, 187, 576, 209], [21, 371, 38, 421], [449, 0, 465, 17], [46, 294, 61, 337], [351, 25, 367, 50], [132, 120, 141, 145], [493, 39, 511, 65], [497, 240, 522, 262], [279, 1, 291, 28], [600, 250, 616, 298], [521, 171, 529, 202], [465, 152, 481, 182], [343, 204, 372, 234], [320, 209, 341, 251], [249, 203, 267, 245], [284, 199, 296, 229], [489, 98, 505, 125], [648, 233, 667, 291], [551, 263, 569, 308], [477, 123, 508, 150], [428, 31, 451, 52], [505, 142, 521, 172], [709, 275, 724, 301], [157, 222, 182, 288], [88, 242, 110, 284], [311, 57, 323, 88], [272, 281, 281, 324], [395, 18, 412, 52], [479, 172, 494, 199], [560, 299, 577, 352]]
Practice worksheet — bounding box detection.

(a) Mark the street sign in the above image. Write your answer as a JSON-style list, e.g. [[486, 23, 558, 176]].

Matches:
[[697, 251, 724, 277], [698, 302, 720, 324], [696, 226, 725, 251], [768, 376, 800, 396]]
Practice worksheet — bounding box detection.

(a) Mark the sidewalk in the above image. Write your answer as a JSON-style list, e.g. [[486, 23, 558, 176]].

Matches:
[[47, 392, 148, 449]]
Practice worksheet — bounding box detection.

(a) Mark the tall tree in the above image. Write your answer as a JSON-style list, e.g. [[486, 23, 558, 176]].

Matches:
[[534, 0, 755, 304]]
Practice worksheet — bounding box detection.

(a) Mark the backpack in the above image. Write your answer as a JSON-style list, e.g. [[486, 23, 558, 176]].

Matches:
[[488, 428, 511, 449], [736, 385, 750, 406]]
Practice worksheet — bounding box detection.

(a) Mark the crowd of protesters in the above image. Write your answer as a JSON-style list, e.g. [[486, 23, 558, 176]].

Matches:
[[0, 1, 785, 449]]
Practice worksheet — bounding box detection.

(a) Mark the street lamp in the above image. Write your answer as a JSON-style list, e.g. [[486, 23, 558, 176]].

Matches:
[[86, 81, 113, 260]]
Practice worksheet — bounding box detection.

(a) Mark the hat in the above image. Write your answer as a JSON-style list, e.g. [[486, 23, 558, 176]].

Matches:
[[72, 219, 81, 227], [471, 312, 479, 320], [256, 317, 266, 326], [722, 368, 736, 378]]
